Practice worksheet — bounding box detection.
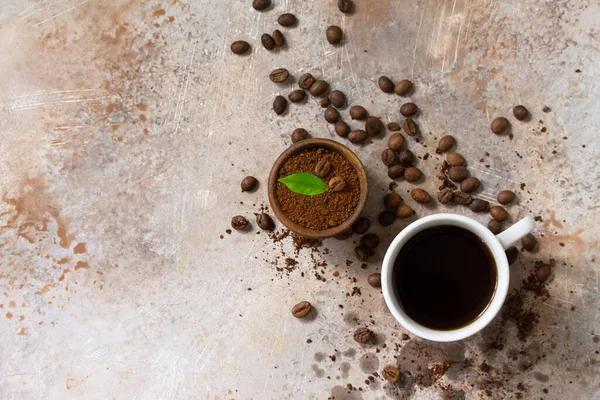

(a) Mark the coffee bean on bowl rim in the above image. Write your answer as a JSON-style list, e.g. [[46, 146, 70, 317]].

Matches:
[[291, 128, 309, 143]]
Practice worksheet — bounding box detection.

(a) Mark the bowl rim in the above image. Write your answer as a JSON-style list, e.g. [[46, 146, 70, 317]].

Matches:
[[267, 138, 369, 239]]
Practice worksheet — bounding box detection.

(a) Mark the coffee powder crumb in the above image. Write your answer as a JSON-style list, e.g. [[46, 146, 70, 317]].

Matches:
[[226, 229, 232, 234]]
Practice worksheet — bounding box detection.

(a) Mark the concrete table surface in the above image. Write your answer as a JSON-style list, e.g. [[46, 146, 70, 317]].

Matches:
[[1, 0, 599, 399]]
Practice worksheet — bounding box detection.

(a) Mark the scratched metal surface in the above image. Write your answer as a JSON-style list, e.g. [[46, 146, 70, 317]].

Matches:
[[0, 0, 599, 399]]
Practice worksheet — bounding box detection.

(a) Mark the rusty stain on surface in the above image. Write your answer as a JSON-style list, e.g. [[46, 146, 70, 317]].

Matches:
[[5, 312, 13, 319], [74, 261, 89, 270], [73, 243, 87, 254]]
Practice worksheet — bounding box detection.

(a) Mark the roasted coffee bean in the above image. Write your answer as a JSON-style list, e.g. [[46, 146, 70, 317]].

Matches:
[[298, 73, 315, 89], [320, 96, 330, 108], [309, 80, 329, 97], [367, 273, 381, 288], [288, 89, 306, 103], [361, 234, 380, 249], [490, 206, 508, 222], [394, 79, 413, 96], [491, 117, 510, 134], [291, 128, 309, 143], [381, 149, 397, 167], [437, 188, 454, 204], [329, 90, 346, 108], [241, 176, 258, 192], [447, 166, 469, 182], [385, 134, 404, 153], [365, 117, 384, 137], [255, 212, 274, 230], [460, 177, 480, 193], [326, 25, 344, 44], [384, 193, 403, 209], [292, 301, 312, 318], [398, 149, 414, 166], [453, 191, 473, 205], [387, 122, 401, 131], [329, 177, 346, 192], [497, 190, 516, 205], [378, 76, 394, 93], [349, 105, 368, 120], [513, 105, 529, 121], [382, 366, 401, 383], [252, 0, 271, 11], [338, 0, 353, 13], [324, 107, 340, 123], [469, 199, 490, 213], [487, 219, 502, 234], [231, 40, 250, 54], [335, 228, 353, 240], [315, 160, 332, 177], [273, 95, 287, 115], [521, 233, 537, 252], [535, 262, 551, 282], [348, 129, 367, 144], [402, 118, 419, 136], [231, 215, 249, 230], [404, 167, 422, 183], [379, 210, 396, 226], [505, 247, 519, 265], [436, 135, 455, 153], [353, 327, 373, 343], [278, 13, 297, 27], [396, 204, 415, 218], [400, 103, 419, 117], [447, 152, 465, 166], [387, 165, 405, 179], [411, 188, 431, 203], [269, 68, 289, 83], [352, 217, 370, 234], [261, 33, 276, 50], [273, 29, 285, 46], [355, 246, 369, 261], [334, 121, 351, 137]]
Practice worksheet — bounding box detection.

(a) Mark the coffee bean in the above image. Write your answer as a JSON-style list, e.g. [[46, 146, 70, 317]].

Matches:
[[353, 327, 373, 343], [315, 160, 332, 177], [384, 134, 404, 153], [335, 228, 353, 240], [355, 246, 369, 261], [404, 167, 422, 183], [352, 217, 370, 234], [241, 176, 258, 192], [394, 79, 413, 96], [381, 149, 397, 167], [487, 219, 502, 234], [513, 105, 529, 121], [292, 301, 312, 318], [453, 191, 473, 205], [365, 117, 384, 137], [436, 135, 455, 153], [378, 76, 394, 93], [491, 117, 510, 134], [437, 188, 454, 204], [505, 247, 519, 265], [288, 89, 306, 103], [490, 206, 508, 222], [535, 262, 551, 282], [231, 215, 249, 230], [542, 105, 551, 113], [382, 366, 401, 383], [329, 90, 346, 108], [368, 273, 381, 288], [324, 106, 340, 123], [400, 103, 419, 117], [273, 95, 287, 115], [387, 165, 405, 179], [348, 129, 367, 144], [334, 121, 351, 137], [326, 25, 343, 44], [384, 193, 403, 209], [497, 190, 516, 205], [446, 152, 465, 166], [273, 29, 285, 46], [411, 188, 431, 203], [379, 210, 396, 226], [349, 105, 368, 120], [320, 97, 330, 108], [291, 128, 309, 143], [338, 0, 352, 13], [255, 212, 274, 230], [398, 149, 414, 166], [387, 122, 401, 131], [361, 234, 380, 249], [269, 68, 289, 83], [298, 73, 315, 89], [521, 233, 537, 252], [447, 166, 469, 182], [469, 198, 490, 213], [460, 177, 480, 193], [329, 176, 346, 191], [261, 33, 276, 50], [231, 40, 250, 54], [309, 80, 329, 97], [252, 0, 271, 11], [278, 13, 297, 27], [402, 118, 419, 136], [396, 204, 415, 218]]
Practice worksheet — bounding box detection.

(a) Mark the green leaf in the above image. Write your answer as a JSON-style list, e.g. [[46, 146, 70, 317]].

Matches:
[[278, 173, 329, 196]]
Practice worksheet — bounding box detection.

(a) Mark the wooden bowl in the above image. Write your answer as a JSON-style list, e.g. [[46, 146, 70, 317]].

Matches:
[[268, 138, 368, 239]]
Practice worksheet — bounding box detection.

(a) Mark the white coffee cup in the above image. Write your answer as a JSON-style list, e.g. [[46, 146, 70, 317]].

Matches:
[[381, 213, 535, 342]]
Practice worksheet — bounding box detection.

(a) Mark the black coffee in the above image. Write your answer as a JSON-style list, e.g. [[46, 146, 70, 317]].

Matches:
[[392, 225, 497, 330]]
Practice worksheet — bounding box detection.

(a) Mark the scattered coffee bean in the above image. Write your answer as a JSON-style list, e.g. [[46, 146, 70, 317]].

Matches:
[[261, 33, 276, 50], [278, 13, 297, 27], [364, 117, 383, 137], [348, 129, 367, 144], [490, 206, 508, 222], [453, 191, 473, 205], [381, 149, 397, 167], [255, 212, 274, 230], [288, 89, 306, 103], [398, 149, 414, 166], [309, 80, 329, 97], [272, 29, 285, 46], [387, 122, 401, 131], [437, 188, 454, 204], [353, 327, 373, 343], [505, 247, 519, 265], [404, 167, 423, 183], [411, 188, 431, 203], [231, 215, 249, 230], [329, 90, 346, 108], [378, 76, 394, 93], [535, 262, 551, 282], [320, 97, 331, 108], [338, 0, 353, 13], [387, 165, 405, 179], [436, 135, 455, 154], [487, 219, 502, 234], [388, 133, 405, 151], [355, 246, 369, 261], [469, 198, 490, 213], [269, 68, 289, 83], [402, 118, 419, 136], [361, 234, 380, 249], [379, 210, 396, 226], [367, 273, 381, 288], [447, 152, 466, 166], [324, 106, 340, 123], [394, 79, 413, 96], [513, 105, 529, 121], [400, 103, 418, 117], [252, 0, 271, 11], [490, 117, 510, 134], [326, 25, 344, 44], [241, 176, 258, 192], [349, 105, 368, 120], [298, 73, 315, 89], [273, 95, 287, 115], [384, 193, 403, 209], [329, 176, 346, 191], [335, 228, 353, 240], [335, 121, 351, 137], [231, 40, 250, 54], [315, 160, 332, 177], [460, 177, 480, 193], [521, 233, 537, 252], [291, 128, 309, 143], [382, 366, 401, 383], [396, 204, 415, 218], [292, 301, 312, 318], [352, 217, 370, 234], [447, 166, 469, 182], [497, 190, 516, 205]]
